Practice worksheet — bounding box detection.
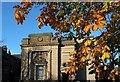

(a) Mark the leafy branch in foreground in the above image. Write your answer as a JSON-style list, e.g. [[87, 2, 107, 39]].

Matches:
[[13, 1, 120, 80]]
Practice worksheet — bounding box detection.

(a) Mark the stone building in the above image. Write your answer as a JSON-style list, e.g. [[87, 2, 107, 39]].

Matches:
[[1, 46, 21, 82], [20, 32, 95, 80]]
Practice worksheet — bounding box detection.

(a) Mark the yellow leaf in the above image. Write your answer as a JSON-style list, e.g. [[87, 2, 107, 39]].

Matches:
[[108, 33, 111, 36], [111, 69, 115, 73], [102, 50, 105, 54], [76, 20, 80, 26], [104, 66, 107, 70], [102, 52, 110, 61], [72, 22, 75, 27], [103, 2, 109, 11], [94, 40, 98, 45], [70, 51, 76, 56], [115, 70, 119, 75], [84, 40, 92, 46], [102, 55, 105, 61], [83, 24, 92, 33], [104, 45, 110, 51], [100, 9, 106, 13], [87, 47, 91, 50], [75, 67, 78, 70], [112, 77, 115, 81], [104, 52, 110, 58]]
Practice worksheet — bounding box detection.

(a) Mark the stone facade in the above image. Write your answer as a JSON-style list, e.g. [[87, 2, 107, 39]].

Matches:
[[20, 32, 75, 80], [20, 32, 95, 80]]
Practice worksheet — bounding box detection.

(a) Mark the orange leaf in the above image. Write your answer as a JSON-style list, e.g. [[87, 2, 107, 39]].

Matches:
[[80, 56, 86, 62], [92, 47, 101, 57], [96, 67, 101, 73], [65, 68, 69, 74], [98, 23, 104, 29], [81, 46, 90, 55], [92, 23, 98, 31], [83, 24, 92, 33], [100, 20, 106, 25], [38, 22, 43, 28], [96, 14, 101, 19], [98, 16, 104, 21]]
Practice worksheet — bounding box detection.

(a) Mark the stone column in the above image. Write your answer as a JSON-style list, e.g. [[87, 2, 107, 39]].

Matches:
[[51, 46, 58, 80]]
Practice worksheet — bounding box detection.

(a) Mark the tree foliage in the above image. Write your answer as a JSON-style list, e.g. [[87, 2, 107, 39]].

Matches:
[[13, 1, 120, 80]]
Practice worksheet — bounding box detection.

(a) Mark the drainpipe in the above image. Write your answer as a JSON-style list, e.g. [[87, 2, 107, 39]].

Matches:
[[58, 37, 61, 81]]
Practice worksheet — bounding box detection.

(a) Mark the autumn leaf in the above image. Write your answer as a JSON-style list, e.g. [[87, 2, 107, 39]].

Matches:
[[99, 20, 106, 28], [115, 70, 119, 75], [94, 40, 98, 45], [102, 2, 112, 11], [91, 47, 101, 57], [65, 68, 69, 74], [14, 12, 20, 20], [96, 67, 101, 73], [80, 56, 86, 62], [70, 67, 75, 73], [102, 52, 110, 61], [13, 2, 120, 80], [76, 18, 83, 28], [104, 45, 110, 51], [104, 66, 107, 70], [81, 46, 90, 55], [102, 50, 105, 54], [75, 66, 78, 70], [84, 39, 92, 46], [76, 20, 81, 27], [38, 22, 43, 28], [112, 77, 115, 81], [70, 51, 76, 56], [83, 24, 92, 33], [36, 16, 43, 22], [72, 22, 76, 27], [92, 23, 98, 31], [92, 13, 106, 31]]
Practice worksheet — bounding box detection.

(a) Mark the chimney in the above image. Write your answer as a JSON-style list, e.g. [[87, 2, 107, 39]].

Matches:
[[2, 46, 7, 54]]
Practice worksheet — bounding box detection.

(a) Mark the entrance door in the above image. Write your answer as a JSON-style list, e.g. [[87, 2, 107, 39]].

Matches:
[[36, 65, 44, 80]]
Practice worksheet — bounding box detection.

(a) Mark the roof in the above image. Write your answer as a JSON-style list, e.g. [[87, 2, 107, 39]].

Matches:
[[29, 32, 53, 37], [12, 54, 21, 59]]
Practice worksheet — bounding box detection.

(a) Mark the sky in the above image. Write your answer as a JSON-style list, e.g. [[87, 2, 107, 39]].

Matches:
[[2, 2, 57, 54], [1, 2, 102, 54]]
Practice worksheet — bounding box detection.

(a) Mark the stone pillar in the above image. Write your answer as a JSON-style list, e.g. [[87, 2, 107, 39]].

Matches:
[[47, 50, 52, 80], [21, 47, 29, 80], [51, 46, 58, 80]]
